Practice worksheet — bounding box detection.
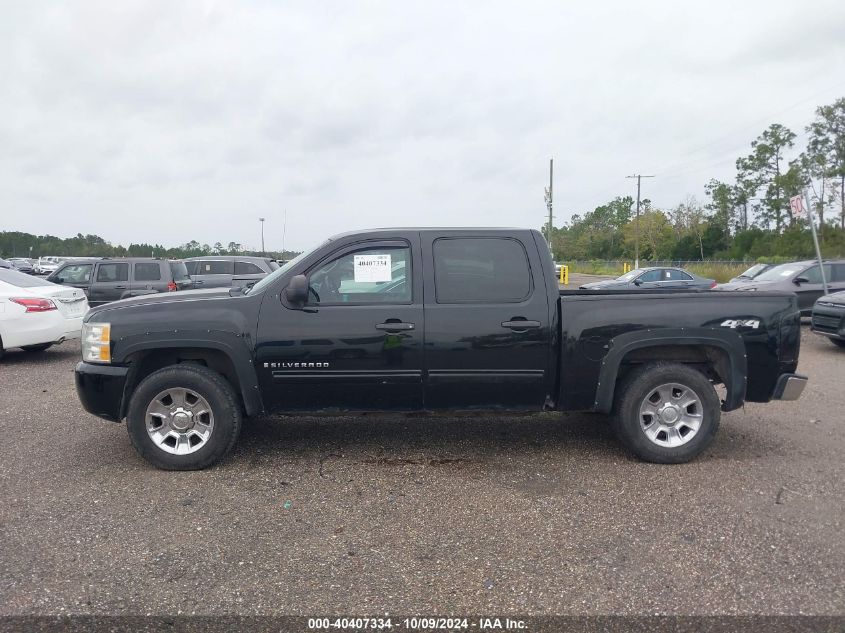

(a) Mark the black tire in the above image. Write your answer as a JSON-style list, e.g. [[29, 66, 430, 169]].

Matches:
[[21, 343, 53, 352], [126, 364, 242, 470], [611, 362, 721, 464], [830, 338, 845, 349]]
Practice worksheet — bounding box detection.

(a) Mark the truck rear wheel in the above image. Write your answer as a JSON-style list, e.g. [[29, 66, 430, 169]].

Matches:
[[126, 364, 242, 470], [612, 362, 720, 464]]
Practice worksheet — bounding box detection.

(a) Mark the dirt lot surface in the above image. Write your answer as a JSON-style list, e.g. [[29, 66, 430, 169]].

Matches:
[[0, 328, 842, 616]]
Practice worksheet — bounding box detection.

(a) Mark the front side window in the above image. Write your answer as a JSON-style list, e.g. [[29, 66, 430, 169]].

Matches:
[[134, 262, 162, 281], [57, 264, 93, 283], [308, 246, 411, 304], [433, 237, 530, 303], [96, 263, 129, 282], [637, 269, 663, 283], [831, 264, 845, 282], [802, 265, 831, 284]]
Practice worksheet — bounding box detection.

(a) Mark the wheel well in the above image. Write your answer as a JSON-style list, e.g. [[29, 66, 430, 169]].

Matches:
[[122, 347, 242, 416], [617, 344, 730, 387]]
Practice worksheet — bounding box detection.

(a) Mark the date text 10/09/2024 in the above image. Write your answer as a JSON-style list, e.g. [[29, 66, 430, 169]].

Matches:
[[307, 617, 527, 630]]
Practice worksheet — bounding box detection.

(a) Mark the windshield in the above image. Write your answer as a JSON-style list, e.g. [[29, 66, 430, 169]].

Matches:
[[616, 268, 646, 282], [740, 263, 768, 278], [753, 262, 807, 282], [245, 245, 321, 294]]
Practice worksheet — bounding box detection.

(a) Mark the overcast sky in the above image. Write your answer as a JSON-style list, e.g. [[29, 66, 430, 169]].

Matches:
[[2, 1, 844, 252]]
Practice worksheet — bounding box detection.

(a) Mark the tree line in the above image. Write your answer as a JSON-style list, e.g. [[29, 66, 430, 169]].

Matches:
[[547, 97, 845, 262], [0, 231, 299, 261]]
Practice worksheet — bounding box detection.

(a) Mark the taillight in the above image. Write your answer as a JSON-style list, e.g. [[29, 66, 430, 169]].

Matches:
[[10, 297, 57, 312], [167, 281, 177, 292], [710, 281, 717, 289]]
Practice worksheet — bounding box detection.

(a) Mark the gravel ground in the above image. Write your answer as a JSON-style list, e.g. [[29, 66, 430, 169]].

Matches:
[[0, 328, 842, 616]]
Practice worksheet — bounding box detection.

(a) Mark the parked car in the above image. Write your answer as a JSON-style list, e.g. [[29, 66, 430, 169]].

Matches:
[[811, 291, 845, 348], [184, 256, 276, 288], [35, 256, 66, 275], [716, 260, 845, 314], [729, 263, 773, 283], [0, 267, 88, 359], [8, 258, 36, 274], [0, 258, 11, 269], [47, 258, 193, 306], [580, 267, 716, 290], [74, 228, 805, 471]]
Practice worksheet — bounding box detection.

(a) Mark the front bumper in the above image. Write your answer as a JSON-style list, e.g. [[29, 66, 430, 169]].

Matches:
[[811, 306, 845, 340], [75, 362, 130, 422], [771, 373, 808, 401]]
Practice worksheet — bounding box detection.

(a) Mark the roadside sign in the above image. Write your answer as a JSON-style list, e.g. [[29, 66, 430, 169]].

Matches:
[[789, 195, 805, 218]]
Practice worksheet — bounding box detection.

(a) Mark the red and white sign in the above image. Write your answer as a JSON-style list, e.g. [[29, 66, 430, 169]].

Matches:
[[789, 195, 806, 218]]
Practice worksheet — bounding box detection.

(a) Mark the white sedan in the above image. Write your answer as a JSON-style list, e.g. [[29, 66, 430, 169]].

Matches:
[[0, 267, 89, 359]]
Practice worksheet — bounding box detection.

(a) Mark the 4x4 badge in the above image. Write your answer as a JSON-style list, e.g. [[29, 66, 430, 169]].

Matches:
[[720, 319, 760, 329]]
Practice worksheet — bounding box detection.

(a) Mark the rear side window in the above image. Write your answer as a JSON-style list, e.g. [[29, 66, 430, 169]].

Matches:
[[665, 269, 692, 280], [196, 260, 234, 275], [134, 262, 161, 281], [235, 261, 264, 275], [96, 263, 129, 282], [170, 262, 190, 281], [433, 237, 530, 303], [830, 263, 845, 282]]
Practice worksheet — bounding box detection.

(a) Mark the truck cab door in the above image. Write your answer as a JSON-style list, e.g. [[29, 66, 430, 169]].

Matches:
[[421, 232, 551, 410], [255, 235, 424, 412]]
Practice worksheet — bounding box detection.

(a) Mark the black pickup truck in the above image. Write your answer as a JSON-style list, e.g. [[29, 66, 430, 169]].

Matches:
[[75, 228, 807, 470]]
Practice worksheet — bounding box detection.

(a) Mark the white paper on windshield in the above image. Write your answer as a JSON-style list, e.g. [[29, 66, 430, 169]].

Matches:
[[354, 253, 392, 282]]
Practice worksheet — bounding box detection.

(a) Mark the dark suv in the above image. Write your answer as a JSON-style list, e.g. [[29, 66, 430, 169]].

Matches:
[[48, 258, 193, 306], [183, 256, 278, 288]]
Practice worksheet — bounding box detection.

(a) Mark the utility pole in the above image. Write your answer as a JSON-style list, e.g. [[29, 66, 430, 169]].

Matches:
[[544, 159, 554, 251], [282, 209, 287, 256], [259, 217, 266, 255], [626, 174, 655, 269]]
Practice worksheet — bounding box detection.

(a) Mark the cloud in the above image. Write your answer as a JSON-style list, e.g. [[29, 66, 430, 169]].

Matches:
[[1, 0, 844, 251]]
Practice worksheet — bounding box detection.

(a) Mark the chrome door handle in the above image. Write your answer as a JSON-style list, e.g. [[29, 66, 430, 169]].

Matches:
[[501, 320, 541, 329], [375, 322, 415, 331]]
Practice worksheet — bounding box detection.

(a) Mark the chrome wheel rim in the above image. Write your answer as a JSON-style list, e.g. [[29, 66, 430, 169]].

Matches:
[[145, 387, 214, 455], [639, 382, 703, 448]]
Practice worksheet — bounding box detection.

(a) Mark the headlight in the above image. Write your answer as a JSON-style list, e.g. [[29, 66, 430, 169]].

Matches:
[[82, 322, 111, 363]]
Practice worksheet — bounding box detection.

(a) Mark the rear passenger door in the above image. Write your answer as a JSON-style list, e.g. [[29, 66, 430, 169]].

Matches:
[[421, 233, 551, 410], [192, 260, 234, 288], [89, 262, 129, 305], [132, 261, 164, 296]]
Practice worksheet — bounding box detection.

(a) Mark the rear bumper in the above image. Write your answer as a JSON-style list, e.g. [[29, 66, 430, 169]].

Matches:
[[75, 362, 129, 422], [771, 373, 808, 401]]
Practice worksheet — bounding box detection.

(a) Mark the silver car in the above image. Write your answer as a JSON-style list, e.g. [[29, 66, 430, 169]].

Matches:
[[580, 266, 716, 291]]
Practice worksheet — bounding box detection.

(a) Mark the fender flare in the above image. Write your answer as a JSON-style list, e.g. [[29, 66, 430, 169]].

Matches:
[[593, 327, 747, 413], [114, 331, 264, 417]]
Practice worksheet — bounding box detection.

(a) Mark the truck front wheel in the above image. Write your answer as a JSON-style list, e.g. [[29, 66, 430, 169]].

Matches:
[[126, 364, 242, 470], [612, 362, 720, 464]]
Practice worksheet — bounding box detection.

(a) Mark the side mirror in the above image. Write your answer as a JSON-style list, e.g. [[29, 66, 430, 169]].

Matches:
[[633, 279, 642, 286], [793, 276, 808, 285], [285, 274, 309, 305]]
